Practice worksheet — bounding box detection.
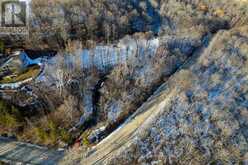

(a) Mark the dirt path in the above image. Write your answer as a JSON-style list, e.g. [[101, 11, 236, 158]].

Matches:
[[0, 137, 64, 164]]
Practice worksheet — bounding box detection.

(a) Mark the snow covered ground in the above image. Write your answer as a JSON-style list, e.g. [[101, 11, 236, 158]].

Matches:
[[39, 36, 160, 86]]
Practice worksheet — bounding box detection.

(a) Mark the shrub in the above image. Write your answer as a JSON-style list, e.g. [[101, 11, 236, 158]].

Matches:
[[0, 100, 22, 130], [32, 119, 73, 146]]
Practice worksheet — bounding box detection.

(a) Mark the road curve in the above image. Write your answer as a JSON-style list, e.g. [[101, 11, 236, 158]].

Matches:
[[0, 137, 64, 164]]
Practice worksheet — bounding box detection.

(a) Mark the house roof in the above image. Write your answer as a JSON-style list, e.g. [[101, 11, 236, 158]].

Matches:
[[24, 49, 57, 60]]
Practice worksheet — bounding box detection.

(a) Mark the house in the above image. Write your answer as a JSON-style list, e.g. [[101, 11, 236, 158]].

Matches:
[[19, 49, 57, 67]]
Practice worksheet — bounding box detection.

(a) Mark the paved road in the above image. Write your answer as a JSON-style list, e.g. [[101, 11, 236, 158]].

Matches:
[[0, 137, 64, 164]]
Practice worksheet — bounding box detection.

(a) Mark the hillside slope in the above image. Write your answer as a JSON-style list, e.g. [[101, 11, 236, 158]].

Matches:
[[104, 26, 248, 164], [62, 25, 248, 164], [0, 0, 248, 164]]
